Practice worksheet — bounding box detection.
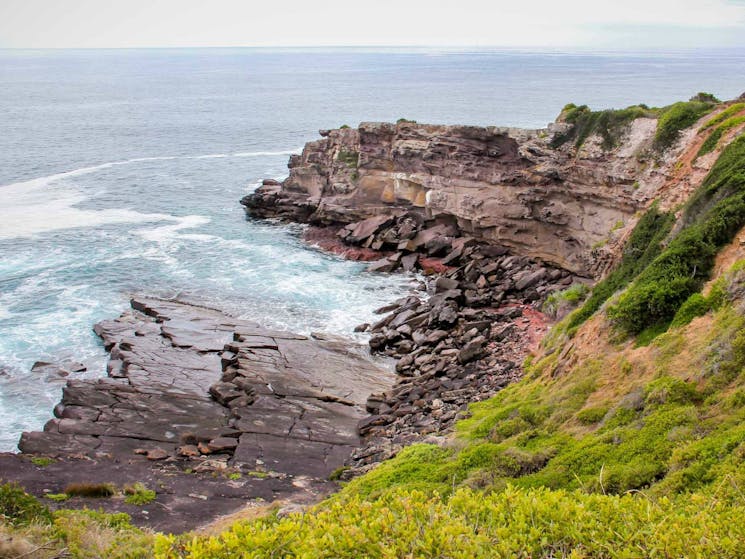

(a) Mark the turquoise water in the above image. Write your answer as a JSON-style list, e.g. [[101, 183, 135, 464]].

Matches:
[[1, 48, 744, 450]]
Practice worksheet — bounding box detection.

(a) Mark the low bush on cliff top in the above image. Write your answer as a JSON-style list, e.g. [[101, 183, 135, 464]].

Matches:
[[552, 96, 717, 152], [653, 99, 717, 150], [552, 103, 655, 150]]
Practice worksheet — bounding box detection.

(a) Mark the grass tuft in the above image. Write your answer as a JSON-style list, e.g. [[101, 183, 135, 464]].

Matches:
[[63, 483, 116, 499], [123, 483, 156, 506]]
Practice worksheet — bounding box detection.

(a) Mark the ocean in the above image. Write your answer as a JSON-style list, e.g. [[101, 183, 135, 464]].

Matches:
[[1, 47, 744, 450]]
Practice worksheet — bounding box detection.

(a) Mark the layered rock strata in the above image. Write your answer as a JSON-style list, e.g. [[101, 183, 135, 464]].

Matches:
[[21, 297, 393, 473], [9, 297, 394, 530], [244, 119, 671, 278]]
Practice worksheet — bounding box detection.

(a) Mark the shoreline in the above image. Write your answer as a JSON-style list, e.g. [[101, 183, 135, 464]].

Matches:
[[0, 210, 568, 531]]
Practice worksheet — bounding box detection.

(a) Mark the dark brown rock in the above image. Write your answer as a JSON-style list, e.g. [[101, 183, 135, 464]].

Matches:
[[207, 437, 239, 453], [146, 448, 169, 461]]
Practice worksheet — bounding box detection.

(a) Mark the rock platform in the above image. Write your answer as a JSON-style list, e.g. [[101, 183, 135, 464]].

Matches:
[[2, 297, 394, 532]]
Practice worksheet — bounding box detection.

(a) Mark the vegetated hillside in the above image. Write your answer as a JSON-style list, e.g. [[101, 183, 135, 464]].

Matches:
[[154, 99, 745, 558], [4, 95, 745, 558]]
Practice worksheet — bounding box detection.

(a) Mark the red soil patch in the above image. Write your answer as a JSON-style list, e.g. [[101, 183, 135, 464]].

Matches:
[[303, 226, 389, 262], [418, 257, 456, 275]]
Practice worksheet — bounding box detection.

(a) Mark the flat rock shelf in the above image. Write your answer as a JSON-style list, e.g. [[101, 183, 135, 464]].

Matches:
[[0, 297, 394, 532]]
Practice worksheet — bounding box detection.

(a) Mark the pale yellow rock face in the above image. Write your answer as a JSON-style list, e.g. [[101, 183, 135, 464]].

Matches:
[[264, 118, 704, 278]]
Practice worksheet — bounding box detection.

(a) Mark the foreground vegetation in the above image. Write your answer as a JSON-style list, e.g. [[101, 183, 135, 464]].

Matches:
[[0, 482, 153, 558], [157, 487, 745, 558]]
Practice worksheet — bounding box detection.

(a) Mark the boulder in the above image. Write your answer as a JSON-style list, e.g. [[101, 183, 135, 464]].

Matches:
[[515, 268, 547, 291], [401, 253, 420, 272], [209, 382, 244, 405], [145, 448, 170, 461], [344, 215, 395, 244], [433, 277, 459, 293], [458, 336, 486, 364], [207, 437, 239, 453], [366, 258, 398, 273]]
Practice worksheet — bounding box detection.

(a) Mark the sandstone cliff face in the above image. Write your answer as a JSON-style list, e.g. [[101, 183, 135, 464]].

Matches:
[[244, 117, 707, 278]]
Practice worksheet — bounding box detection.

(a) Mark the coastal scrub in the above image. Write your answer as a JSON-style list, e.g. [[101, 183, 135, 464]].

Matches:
[[610, 133, 745, 335]]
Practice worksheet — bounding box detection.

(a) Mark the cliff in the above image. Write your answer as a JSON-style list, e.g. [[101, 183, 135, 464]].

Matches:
[[244, 108, 717, 278]]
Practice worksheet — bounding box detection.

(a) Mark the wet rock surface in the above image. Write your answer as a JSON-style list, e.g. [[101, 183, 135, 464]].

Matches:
[[3, 297, 394, 532]]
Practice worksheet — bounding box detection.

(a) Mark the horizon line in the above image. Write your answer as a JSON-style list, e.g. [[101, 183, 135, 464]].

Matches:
[[2, 44, 745, 52]]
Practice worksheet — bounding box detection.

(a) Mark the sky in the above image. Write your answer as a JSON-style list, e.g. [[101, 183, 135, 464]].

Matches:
[[1, 0, 744, 49]]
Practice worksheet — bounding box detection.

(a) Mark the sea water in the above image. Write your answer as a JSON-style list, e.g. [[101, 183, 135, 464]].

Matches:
[[1, 47, 744, 450]]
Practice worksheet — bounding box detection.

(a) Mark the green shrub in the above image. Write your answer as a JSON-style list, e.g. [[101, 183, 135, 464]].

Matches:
[[697, 115, 745, 158], [54, 509, 154, 558], [645, 376, 701, 406], [552, 103, 655, 150], [654, 100, 716, 150], [610, 134, 745, 335], [698, 126, 725, 157], [576, 406, 609, 424], [567, 203, 674, 330], [336, 149, 359, 167], [542, 284, 589, 318], [328, 466, 350, 481], [702, 102, 745, 130], [45, 493, 70, 502], [671, 293, 711, 327], [124, 483, 156, 506], [707, 277, 729, 310], [690, 92, 721, 104], [0, 482, 52, 526]]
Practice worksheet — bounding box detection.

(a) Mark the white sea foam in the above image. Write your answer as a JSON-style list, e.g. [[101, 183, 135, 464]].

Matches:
[[0, 149, 298, 240], [134, 215, 212, 243], [1, 149, 301, 192], [194, 149, 300, 159], [0, 182, 177, 239], [0, 303, 13, 320], [232, 149, 301, 157]]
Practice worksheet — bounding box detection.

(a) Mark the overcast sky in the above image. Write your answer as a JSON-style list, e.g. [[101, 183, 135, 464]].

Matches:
[[1, 0, 744, 49]]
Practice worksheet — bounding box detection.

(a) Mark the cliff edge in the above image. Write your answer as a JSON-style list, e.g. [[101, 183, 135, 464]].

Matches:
[[243, 100, 728, 277]]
